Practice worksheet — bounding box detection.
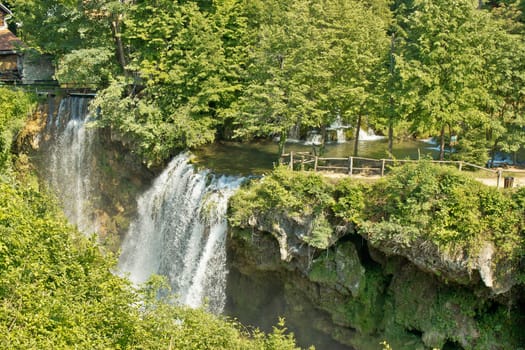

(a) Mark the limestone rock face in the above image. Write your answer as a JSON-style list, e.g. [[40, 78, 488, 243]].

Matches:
[[388, 264, 480, 349], [245, 210, 349, 265], [362, 222, 517, 295], [228, 209, 524, 350]]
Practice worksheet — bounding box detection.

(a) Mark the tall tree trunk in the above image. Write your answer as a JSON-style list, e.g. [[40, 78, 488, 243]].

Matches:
[[278, 130, 287, 157], [111, 16, 127, 74], [354, 115, 362, 157], [388, 117, 394, 155], [439, 125, 445, 161], [388, 32, 395, 155], [320, 125, 327, 156], [490, 140, 499, 168]]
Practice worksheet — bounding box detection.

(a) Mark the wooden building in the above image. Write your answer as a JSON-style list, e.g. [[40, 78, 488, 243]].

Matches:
[[0, 3, 24, 81]]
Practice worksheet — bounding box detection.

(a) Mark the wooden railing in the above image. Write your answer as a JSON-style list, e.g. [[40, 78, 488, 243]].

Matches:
[[279, 152, 525, 189]]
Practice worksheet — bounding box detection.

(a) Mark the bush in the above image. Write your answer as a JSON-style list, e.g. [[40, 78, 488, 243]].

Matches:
[[363, 161, 523, 260], [331, 178, 367, 224], [229, 166, 334, 226], [0, 88, 37, 170]]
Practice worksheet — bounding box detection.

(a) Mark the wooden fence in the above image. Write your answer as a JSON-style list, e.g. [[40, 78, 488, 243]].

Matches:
[[279, 151, 525, 189]]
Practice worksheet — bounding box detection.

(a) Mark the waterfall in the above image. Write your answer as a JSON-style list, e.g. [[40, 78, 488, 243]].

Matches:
[[44, 96, 98, 235], [327, 116, 350, 143], [118, 153, 243, 314], [305, 132, 323, 145], [335, 129, 346, 143], [358, 128, 385, 141]]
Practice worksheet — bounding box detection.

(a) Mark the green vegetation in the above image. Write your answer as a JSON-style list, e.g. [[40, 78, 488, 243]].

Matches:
[[229, 167, 336, 248], [7, 0, 524, 166], [0, 89, 304, 349], [231, 163, 524, 265], [0, 88, 37, 170], [229, 167, 334, 225], [363, 162, 523, 263]]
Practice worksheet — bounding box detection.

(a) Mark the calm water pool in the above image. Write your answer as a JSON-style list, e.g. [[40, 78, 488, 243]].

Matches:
[[193, 138, 443, 176]]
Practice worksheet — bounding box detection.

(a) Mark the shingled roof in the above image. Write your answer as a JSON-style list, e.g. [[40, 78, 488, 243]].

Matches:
[[0, 28, 23, 52]]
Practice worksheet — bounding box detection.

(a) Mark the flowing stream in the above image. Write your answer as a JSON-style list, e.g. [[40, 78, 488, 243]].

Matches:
[[118, 153, 243, 313]]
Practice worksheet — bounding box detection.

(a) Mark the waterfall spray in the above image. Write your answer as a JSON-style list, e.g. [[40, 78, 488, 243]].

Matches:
[[118, 153, 243, 314], [44, 96, 98, 235]]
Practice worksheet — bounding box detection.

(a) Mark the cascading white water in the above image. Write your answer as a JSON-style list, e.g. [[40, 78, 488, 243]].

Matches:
[[118, 153, 243, 314], [335, 129, 346, 143], [327, 115, 350, 143], [45, 96, 98, 235], [358, 128, 385, 141], [305, 132, 323, 145]]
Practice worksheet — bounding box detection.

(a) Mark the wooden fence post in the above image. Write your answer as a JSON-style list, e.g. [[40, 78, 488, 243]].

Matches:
[[348, 157, 353, 176], [289, 152, 294, 170], [314, 156, 318, 171], [497, 169, 502, 189], [381, 159, 386, 177], [458, 161, 463, 171], [301, 154, 305, 170]]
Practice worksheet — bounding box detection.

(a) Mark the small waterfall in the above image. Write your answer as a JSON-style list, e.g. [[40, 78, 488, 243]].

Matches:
[[118, 153, 243, 314], [358, 128, 384, 141], [288, 123, 301, 143], [335, 129, 346, 143], [44, 96, 98, 234], [327, 116, 350, 143], [305, 132, 323, 145]]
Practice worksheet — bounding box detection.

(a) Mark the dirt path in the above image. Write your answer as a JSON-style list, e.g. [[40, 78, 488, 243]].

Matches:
[[321, 172, 525, 188], [475, 175, 525, 188]]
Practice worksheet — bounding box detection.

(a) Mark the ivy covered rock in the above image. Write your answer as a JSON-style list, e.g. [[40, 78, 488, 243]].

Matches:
[[228, 163, 525, 349], [361, 162, 523, 294]]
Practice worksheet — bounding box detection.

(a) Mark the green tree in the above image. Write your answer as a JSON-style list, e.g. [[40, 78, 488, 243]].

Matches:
[[232, 0, 390, 156], [10, 0, 129, 86], [396, 0, 492, 161], [0, 88, 36, 170], [231, 0, 324, 155]]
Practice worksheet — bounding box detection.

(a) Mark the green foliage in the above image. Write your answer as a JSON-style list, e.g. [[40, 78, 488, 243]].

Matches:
[[0, 88, 37, 171], [0, 173, 304, 349], [8, 0, 525, 164], [0, 180, 139, 348], [90, 79, 186, 166], [54, 48, 116, 88], [331, 178, 367, 224], [232, 0, 390, 154], [363, 162, 524, 262], [303, 214, 334, 249], [229, 166, 334, 227], [10, 0, 126, 55]]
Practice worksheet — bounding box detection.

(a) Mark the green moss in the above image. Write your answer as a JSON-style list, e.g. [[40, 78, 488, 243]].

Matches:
[[343, 268, 387, 335], [308, 253, 340, 285]]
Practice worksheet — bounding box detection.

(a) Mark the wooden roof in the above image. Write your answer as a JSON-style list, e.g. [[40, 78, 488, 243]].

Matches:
[[0, 28, 23, 52]]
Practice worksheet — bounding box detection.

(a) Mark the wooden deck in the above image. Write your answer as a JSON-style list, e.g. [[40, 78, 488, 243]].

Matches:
[[280, 152, 525, 189]]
